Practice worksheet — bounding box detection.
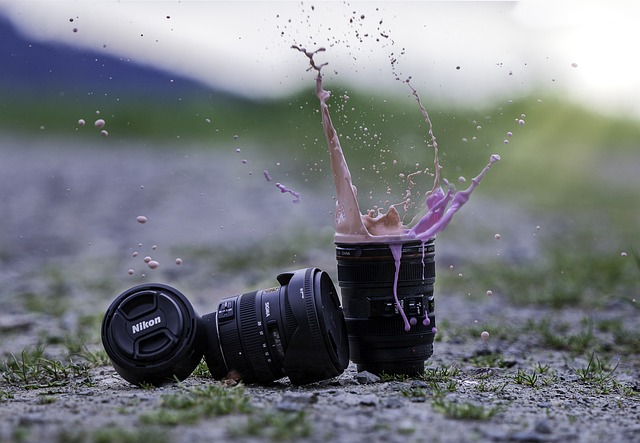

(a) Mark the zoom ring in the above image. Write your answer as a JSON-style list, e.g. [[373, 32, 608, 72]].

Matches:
[[238, 293, 274, 383]]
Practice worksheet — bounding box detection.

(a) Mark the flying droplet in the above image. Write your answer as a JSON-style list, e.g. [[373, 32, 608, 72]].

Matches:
[[136, 216, 148, 224], [175, 258, 183, 265], [94, 119, 105, 129], [481, 331, 490, 340], [147, 260, 159, 269]]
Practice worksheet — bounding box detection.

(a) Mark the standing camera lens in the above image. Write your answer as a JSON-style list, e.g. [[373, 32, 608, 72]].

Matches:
[[101, 268, 349, 386], [336, 239, 436, 376], [203, 267, 349, 385]]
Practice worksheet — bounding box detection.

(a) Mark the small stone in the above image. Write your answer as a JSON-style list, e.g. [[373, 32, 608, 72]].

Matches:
[[385, 397, 405, 408], [277, 393, 318, 412], [534, 419, 553, 434], [359, 395, 377, 406], [355, 371, 381, 384]]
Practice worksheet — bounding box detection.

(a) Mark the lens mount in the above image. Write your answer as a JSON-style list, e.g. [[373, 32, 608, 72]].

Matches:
[[101, 283, 205, 386]]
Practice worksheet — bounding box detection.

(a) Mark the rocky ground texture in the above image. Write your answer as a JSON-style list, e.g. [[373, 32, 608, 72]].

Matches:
[[1, 140, 638, 442]]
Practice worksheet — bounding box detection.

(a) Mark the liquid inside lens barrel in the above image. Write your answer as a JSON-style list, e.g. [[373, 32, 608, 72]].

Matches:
[[336, 240, 436, 376]]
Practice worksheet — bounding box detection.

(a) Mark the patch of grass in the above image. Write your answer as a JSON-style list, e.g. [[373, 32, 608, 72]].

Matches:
[[512, 369, 539, 388], [139, 383, 251, 426], [0, 346, 94, 389], [432, 398, 500, 421], [401, 385, 429, 401], [475, 380, 508, 394], [570, 352, 620, 394], [441, 232, 640, 310], [230, 410, 313, 441], [536, 318, 596, 355], [420, 365, 460, 394], [55, 426, 170, 443], [466, 351, 515, 369], [191, 360, 212, 379], [379, 372, 410, 382]]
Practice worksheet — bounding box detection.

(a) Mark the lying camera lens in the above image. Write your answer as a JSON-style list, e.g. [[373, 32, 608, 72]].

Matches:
[[336, 240, 436, 376], [203, 267, 349, 385], [102, 268, 349, 386], [101, 283, 206, 386]]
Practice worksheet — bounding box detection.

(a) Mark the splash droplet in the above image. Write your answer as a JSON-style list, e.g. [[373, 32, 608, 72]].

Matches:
[[481, 331, 490, 340], [136, 216, 148, 224], [94, 119, 105, 129], [147, 260, 159, 269], [175, 258, 183, 265]]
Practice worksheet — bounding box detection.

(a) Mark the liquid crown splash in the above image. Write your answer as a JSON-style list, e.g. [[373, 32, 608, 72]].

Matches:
[[294, 46, 500, 331]]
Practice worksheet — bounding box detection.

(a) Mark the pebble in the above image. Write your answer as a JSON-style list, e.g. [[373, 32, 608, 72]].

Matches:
[[276, 392, 318, 412], [355, 371, 381, 384], [358, 394, 377, 406]]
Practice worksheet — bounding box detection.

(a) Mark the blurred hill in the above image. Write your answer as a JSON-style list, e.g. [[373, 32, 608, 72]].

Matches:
[[0, 15, 219, 97]]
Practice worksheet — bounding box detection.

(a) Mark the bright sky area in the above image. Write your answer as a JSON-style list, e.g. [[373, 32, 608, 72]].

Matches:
[[1, 1, 639, 119]]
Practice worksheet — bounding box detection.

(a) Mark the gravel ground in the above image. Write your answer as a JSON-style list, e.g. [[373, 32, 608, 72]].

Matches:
[[1, 136, 639, 443]]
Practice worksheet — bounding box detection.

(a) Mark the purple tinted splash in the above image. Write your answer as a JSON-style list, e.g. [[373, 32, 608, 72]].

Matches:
[[389, 154, 500, 331], [409, 154, 501, 242], [389, 243, 411, 331], [276, 182, 301, 203]]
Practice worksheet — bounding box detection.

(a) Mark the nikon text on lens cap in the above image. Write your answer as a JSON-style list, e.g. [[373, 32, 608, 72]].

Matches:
[[101, 283, 206, 386]]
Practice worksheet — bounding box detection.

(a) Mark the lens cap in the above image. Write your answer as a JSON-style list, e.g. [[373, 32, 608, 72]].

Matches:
[[101, 283, 205, 386]]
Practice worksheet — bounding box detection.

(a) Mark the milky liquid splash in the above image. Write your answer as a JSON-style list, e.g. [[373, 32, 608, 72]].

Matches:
[[294, 46, 500, 331]]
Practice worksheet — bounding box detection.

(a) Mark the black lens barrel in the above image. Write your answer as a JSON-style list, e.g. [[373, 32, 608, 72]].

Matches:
[[336, 240, 436, 376]]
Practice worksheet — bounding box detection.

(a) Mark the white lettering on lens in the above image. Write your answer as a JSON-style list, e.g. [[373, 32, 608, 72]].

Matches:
[[131, 316, 162, 335], [265, 301, 271, 317]]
